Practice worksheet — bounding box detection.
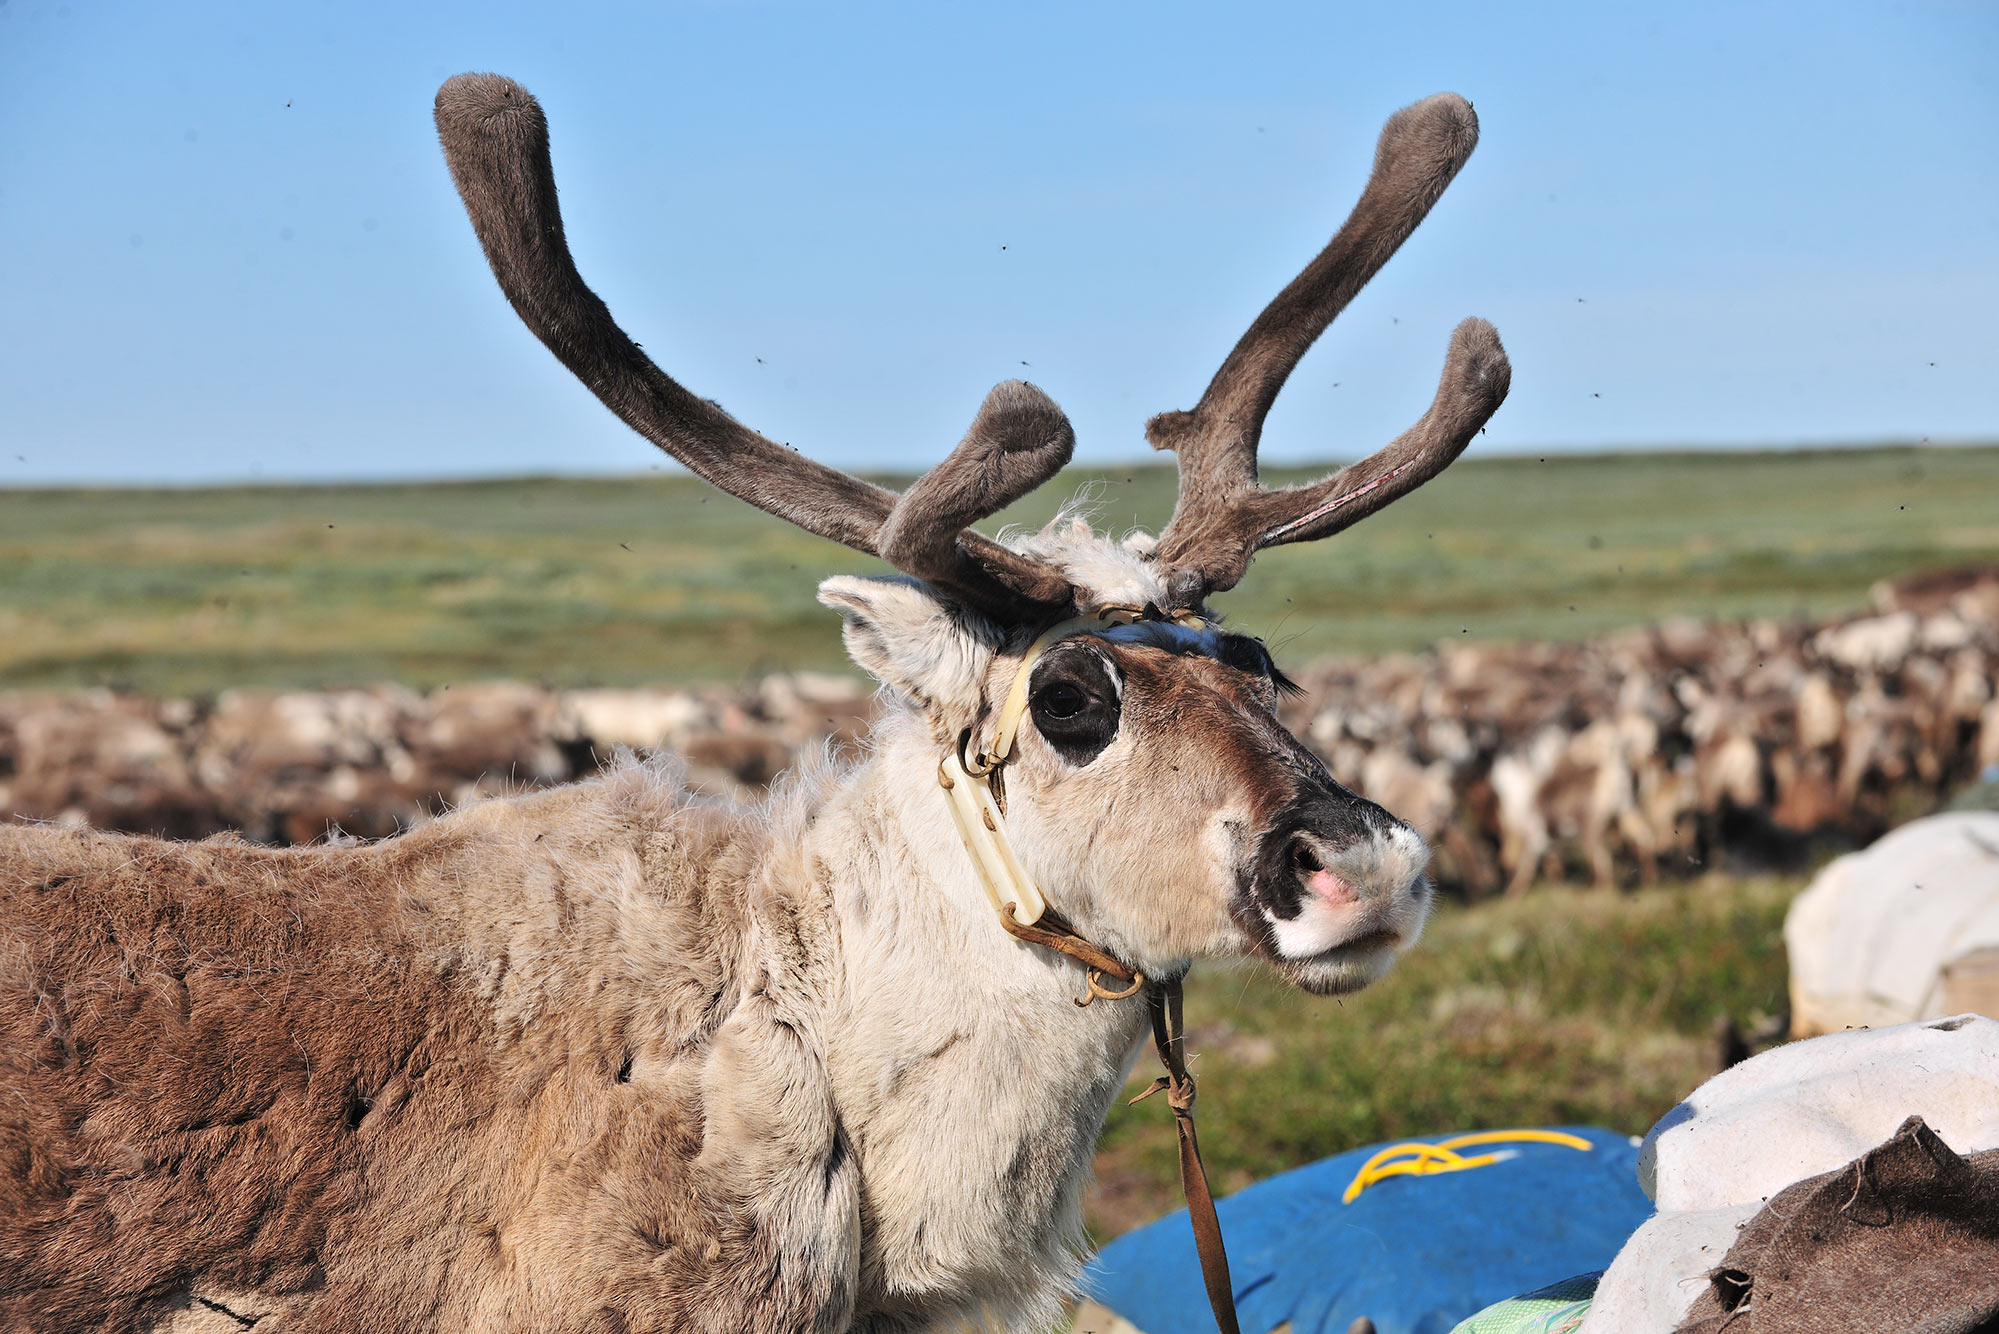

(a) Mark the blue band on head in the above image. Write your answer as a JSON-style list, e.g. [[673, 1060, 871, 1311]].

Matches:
[[1096, 619, 1234, 656]]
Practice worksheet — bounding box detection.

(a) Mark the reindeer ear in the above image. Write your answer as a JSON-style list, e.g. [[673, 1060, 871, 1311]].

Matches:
[[817, 576, 1001, 722]]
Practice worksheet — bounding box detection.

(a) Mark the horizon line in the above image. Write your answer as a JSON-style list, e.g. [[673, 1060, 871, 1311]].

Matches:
[[4, 436, 1994, 495]]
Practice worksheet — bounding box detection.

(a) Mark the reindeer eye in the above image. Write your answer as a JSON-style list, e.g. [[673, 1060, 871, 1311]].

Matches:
[[1034, 682, 1088, 719], [1026, 651, 1121, 765]]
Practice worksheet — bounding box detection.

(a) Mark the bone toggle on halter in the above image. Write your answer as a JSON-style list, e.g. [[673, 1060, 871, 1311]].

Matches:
[[937, 603, 1205, 1004]]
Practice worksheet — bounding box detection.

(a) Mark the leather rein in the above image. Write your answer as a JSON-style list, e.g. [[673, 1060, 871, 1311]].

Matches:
[[935, 605, 1241, 1334]]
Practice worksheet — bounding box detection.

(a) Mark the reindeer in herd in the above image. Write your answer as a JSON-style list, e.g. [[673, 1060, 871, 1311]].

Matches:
[[0, 75, 1507, 1333]]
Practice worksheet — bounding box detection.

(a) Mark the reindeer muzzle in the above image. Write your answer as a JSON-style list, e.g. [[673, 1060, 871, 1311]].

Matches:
[[1247, 786, 1433, 972]]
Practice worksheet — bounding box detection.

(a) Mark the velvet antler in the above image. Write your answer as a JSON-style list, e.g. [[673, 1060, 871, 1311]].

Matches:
[[434, 73, 1075, 616], [1146, 93, 1511, 604]]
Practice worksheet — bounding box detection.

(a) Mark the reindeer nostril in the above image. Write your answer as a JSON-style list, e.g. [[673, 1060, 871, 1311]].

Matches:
[[1290, 840, 1323, 875]]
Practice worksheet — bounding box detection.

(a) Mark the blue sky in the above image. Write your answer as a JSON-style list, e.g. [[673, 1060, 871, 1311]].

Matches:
[[2, 1, 1994, 485]]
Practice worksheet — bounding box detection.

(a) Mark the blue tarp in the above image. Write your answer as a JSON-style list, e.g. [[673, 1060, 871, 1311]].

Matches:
[[1082, 1126, 1653, 1334]]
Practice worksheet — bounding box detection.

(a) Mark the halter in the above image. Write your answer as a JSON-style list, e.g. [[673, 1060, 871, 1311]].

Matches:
[[932, 600, 1243, 1334], [936, 603, 1205, 1003]]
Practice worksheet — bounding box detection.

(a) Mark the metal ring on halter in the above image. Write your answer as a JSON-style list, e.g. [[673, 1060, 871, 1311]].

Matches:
[[1076, 969, 1147, 1007], [956, 727, 1008, 811], [956, 727, 1000, 779]]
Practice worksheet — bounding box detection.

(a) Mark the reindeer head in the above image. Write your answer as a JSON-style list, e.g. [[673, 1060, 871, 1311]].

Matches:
[[435, 75, 1509, 996]]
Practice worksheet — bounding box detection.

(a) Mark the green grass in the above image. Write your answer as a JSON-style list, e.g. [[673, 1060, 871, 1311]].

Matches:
[[3, 445, 1995, 694], [1086, 873, 1798, 1237]]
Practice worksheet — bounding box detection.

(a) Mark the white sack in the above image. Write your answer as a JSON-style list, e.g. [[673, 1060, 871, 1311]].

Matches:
[[1785, 811, 1999, 1034], [1582, 1013, 1999, 1333]]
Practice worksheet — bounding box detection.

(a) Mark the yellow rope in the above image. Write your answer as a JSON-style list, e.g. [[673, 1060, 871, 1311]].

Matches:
[[1341, 1130, 1595, 1204]]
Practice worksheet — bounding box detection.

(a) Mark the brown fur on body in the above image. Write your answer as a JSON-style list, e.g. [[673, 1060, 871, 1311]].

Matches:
[[0, 763, 860, 1334]]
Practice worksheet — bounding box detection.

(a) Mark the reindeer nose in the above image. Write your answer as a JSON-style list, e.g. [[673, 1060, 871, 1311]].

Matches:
[[1247, 784, 1433, 973], [1292, 788, 1395, 854], [1270, 785, 1428, 905], [1290, 836, 1357, 906]]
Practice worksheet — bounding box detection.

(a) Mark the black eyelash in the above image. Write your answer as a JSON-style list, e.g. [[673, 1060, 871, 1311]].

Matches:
[[1247, 640, 1303, 696]]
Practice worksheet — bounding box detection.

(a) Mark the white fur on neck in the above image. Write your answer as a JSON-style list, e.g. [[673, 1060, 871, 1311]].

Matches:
[[807, 712, 1151, 1331]]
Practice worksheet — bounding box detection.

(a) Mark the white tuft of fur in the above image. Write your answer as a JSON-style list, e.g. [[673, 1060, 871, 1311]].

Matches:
[[1003, 516, 1172, 612]]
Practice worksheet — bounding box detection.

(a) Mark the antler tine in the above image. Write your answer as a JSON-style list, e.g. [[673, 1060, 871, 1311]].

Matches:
[[1244, 317, 1508, 548], [878, 380, 1077, 606], [1147, 93, 1505, 601], [1156, 318, 1510, 598], [433, 73, 1074, 616]]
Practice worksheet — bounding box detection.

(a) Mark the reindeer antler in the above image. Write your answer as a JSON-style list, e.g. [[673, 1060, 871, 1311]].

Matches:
[[1146, 93, 1512, 604], [434, 73, 1075, 616]]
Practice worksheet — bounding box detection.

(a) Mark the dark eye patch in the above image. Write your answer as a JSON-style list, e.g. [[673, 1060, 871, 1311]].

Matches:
[[1027, 645, 1121, 765]]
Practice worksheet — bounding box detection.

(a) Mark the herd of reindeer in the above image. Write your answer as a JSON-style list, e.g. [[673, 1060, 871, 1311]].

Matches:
[[6, 566, 1993, 897]]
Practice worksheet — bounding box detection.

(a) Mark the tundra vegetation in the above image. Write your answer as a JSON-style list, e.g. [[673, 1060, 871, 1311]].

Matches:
[[3, 446, 1994, 695]]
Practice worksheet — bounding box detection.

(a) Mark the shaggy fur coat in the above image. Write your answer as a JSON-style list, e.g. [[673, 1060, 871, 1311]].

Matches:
[[1, 727, 1147, 1333]]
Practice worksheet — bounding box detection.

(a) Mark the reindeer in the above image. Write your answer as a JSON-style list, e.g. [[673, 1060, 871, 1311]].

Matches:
[[0, 75, 1507, 1333]]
